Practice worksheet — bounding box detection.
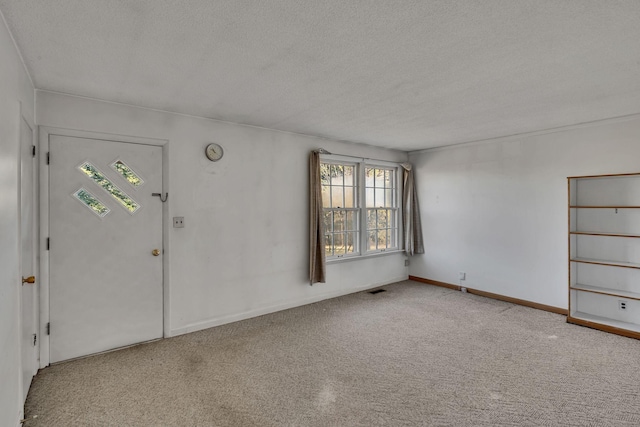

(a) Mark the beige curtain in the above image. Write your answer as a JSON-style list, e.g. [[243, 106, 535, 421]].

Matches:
[[401, 163, 424, 256], [309, 151, 326, 284]]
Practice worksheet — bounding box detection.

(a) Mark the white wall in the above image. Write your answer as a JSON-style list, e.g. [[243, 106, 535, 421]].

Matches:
[[408, 116, 640, 310], [36, 91, 408, 338], [0, 12, 34, 427]]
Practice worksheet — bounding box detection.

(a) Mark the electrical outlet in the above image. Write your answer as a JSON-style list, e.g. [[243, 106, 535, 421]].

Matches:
[[619, 300, 627, 310], [459, 272, 466, 281], [404, 259, 410, 267], [173, 217, 185, 228]]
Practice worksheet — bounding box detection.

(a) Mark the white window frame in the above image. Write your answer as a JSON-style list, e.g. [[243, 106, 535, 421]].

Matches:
[[363, 163, 400, 254], [321, 155, 402, 262]]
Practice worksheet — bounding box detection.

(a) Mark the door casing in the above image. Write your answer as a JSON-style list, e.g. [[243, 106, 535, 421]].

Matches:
[[18, 106, 37, 409], [39, 127, 170, 367]]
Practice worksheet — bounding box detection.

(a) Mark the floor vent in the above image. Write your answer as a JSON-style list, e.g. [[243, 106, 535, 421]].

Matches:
[[369, 289, 386, 295]]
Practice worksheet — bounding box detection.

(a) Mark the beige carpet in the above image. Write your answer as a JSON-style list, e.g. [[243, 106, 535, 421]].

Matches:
[[24, 280, 640, 426]]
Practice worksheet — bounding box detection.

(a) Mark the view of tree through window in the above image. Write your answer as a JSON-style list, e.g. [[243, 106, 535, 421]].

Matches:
[[320, 160, 399, 259], [111, 160, 144, 187], [321, 163, 358, 257], [78, 162, 140, 213], [73, 188, 110, 217], [365, 167, 398, 251]]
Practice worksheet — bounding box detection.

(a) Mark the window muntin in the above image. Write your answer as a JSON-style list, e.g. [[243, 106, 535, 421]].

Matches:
[[365, 166, 399, 252], [320, 159, 400, 260], [322, 162, 359, 258]]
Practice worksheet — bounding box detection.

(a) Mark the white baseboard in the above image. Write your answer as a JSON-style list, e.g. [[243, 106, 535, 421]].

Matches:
[[169, 275, 408, 337]]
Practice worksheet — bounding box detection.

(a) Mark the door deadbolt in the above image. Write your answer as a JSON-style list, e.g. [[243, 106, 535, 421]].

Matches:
[[152, 249, 161, 256]]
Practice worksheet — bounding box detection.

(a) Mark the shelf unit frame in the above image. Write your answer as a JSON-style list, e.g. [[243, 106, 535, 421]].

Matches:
[[567, 172, 640, 340]]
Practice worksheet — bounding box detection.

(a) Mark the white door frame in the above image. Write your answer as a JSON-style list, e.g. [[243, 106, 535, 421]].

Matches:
[[18, 103, 37, 412], [39, 126, 170, 368]]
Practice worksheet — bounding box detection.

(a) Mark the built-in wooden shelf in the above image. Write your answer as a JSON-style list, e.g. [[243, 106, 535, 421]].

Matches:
[[571, 284, 640, 301], [569, 205, 640, 209], [570, 231, 640, 238], [568, 172, 640, 340], [569, 312, 640, 335], [570, 257, 640, 270]]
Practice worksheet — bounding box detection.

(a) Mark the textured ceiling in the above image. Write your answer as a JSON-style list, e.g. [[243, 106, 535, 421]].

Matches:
[[1, 1, 640, 151]]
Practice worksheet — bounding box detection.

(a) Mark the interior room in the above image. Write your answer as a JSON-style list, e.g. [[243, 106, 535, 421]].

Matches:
[[2, 1, 640, 425]]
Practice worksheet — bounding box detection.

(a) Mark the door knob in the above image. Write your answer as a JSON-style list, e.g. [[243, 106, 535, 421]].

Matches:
[[22, 276, 35, 284], [152, 249, 161, 256]]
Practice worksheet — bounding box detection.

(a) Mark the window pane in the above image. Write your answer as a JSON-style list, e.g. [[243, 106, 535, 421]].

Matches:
[[78, 162, 140, 213], [320, 164, 331, 185], [325, 234, 333, 256], [346, 211, 356, 231], [321, 185, 331, 207], [111, 160, 144, 187], [367, 209, 376, 231], [344, 166, 354, 185], [366, 188, 374, 207], [334, 232, 344, 253], [389, 228, 397, 248], [375, 189, 384, 207], [323, 211, 332, 232], [368, 231, 377, 250], [378, 229, 387, 248], [332, 186, 344, 208], [73, 188, 110, 217], [385, 189, 393, 207], [375, 169, 385, 187], [331, 164, 344, 185], [346, 232, 356, 254], [344, 187, 354, 208], [385, 170, 392, 188], [365, 168, 374, 187], [334, 211, 345, 232], [378, 209, 388, 229]]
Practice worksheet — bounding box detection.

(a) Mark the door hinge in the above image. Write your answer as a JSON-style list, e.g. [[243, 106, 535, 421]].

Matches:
[[33, 333, 37, 346], [47, 152, 50, 165], [32, 145, 36, 157], [46, 323, 50, 335], [47, 238, 50, 250]]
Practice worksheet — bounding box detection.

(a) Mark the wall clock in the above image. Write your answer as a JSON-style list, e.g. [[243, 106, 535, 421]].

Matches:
[[205, 143, 224, 162]]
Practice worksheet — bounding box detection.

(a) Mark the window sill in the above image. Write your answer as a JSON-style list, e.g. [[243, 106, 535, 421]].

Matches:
[[326, 250, 405, 265]]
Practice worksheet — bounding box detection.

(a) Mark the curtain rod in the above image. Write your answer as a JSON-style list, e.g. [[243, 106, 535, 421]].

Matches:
[[315, 148, 408, 167]]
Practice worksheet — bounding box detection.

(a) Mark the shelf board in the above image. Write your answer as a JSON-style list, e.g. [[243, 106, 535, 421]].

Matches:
[[570, 231, 640, 238], [571, 284, 640, 301], [569, 312, 640, 334], [570, 257, 640, 270], [569, 205, 640, 209], [568, 172, 640, 179]]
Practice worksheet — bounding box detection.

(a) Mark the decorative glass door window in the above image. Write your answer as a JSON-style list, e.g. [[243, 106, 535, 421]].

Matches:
[[78, 161, 140, 213], [111, 160, 144, 187], [73, 188, 110, 217]]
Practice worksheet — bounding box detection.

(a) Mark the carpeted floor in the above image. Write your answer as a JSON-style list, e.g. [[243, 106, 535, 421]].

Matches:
[[24, 280, 640, 426]]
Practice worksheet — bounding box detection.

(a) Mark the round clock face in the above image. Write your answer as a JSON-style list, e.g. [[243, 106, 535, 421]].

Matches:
[[205, 143, 224, 161]]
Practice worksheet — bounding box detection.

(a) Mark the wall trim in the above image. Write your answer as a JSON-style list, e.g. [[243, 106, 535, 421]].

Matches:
[[170, 274, 408, 337], [408, 112, 640, 155], [408, 275, 568, 315], [567, 316, 640, 340]]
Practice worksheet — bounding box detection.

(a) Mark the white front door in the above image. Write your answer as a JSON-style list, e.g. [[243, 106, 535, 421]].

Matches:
[[20, 117, 37, 401], [49, 135, 163, 363]]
